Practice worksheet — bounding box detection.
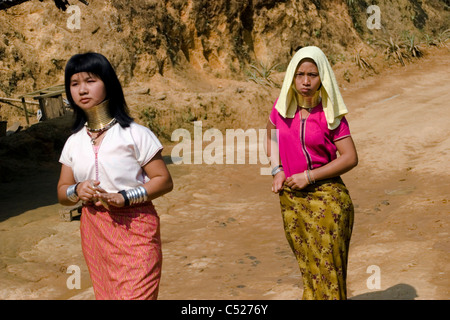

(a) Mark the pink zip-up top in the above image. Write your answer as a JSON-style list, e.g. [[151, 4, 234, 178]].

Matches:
[[269, 100, 351, 178]]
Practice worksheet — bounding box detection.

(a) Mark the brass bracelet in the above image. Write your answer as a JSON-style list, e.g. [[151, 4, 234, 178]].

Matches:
[[304, 170, 310, 184], [306, 169, 316, 184]]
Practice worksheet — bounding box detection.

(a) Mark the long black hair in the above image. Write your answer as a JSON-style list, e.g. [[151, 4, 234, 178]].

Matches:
[[64, 52, 133, 132]]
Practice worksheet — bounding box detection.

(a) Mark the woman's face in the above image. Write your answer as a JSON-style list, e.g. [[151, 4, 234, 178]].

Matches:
[[294, 58, 321, 98], [70, 72, 107, 110]]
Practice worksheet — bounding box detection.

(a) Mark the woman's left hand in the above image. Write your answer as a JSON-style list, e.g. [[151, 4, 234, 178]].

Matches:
[[285, 173, 309, 190], [95, 192, 125, 208]]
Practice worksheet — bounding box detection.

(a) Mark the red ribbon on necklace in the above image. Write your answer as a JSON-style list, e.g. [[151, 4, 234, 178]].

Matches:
[[86, 119, 117, 145], [87, 128, 108, 145]]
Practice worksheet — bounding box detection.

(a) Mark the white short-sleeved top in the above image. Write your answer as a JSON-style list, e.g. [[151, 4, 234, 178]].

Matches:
[[59, 121, 163, 192]]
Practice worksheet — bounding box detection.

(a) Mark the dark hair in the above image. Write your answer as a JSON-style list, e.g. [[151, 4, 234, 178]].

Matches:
[[64, 52, 133, 132]]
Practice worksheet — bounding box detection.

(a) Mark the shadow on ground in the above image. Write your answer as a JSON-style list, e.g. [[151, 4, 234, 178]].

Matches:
[[350, 283, 418, 300]]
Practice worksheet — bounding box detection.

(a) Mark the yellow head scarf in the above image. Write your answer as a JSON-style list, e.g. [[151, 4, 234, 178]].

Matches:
[[274, 46, 348, 130]]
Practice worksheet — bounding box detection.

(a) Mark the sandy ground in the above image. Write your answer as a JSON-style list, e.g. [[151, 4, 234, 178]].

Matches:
[[0, 50, 449, 300]]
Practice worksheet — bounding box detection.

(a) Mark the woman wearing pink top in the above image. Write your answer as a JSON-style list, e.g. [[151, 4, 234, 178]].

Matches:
[[266, 46, 358, 300]]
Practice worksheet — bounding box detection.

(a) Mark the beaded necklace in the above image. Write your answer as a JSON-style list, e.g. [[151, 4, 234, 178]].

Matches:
[[86, 118, 117, 145]]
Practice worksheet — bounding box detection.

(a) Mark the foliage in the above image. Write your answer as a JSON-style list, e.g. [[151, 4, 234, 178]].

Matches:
[[423, 29, 449, 48], [404, 34, 423, 58], [353, 49, 376, 74], [140, 108, 170, 140], [435, 29, 450, 48], [377, 36, 411, 66], [246, 61, 280, 88]]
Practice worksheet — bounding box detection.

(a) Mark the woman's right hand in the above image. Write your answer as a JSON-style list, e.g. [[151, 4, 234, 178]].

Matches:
[[272, 171, 286, 193], [76, 180, 101, 203]]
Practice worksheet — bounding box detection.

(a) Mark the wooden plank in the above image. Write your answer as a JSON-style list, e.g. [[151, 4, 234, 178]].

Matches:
[[0, 100, 36, 115], [39, 95, 65, 120], [20, 84, 65, 98], [59, 205, 82, 222], [0, 97, 39, 105], [21, 97, 30, 127], [32, 89, 65, 99]]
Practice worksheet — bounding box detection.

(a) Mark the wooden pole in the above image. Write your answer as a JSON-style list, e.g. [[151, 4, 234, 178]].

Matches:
[[21, 97, 30, 127], [0, 97, 39, 105], [0, 100, 36, 115]]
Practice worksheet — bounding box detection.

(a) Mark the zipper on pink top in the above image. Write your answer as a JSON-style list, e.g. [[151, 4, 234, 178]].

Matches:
[[300, 113, 313, 170], [93, 145, 100, 181]]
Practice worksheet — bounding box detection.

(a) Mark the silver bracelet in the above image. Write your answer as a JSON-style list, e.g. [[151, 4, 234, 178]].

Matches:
[[125, 186, 148, 205], [66, 183, 79, 202], [271, 165, 284, 176]]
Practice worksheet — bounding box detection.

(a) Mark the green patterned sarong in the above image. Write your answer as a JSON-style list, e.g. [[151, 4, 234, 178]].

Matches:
[[279, 177, 354, 300]]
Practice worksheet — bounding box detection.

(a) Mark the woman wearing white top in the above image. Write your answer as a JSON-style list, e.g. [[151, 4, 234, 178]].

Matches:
[[57, 52, 173, 300]]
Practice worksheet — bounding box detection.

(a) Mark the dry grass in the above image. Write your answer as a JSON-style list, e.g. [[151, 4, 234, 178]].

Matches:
[[404, 34, 423, 58], [353, 49, 377, 74], [377, 36, 416, 66], [435, 29, 450, 48], [246, 61, 281, 88]]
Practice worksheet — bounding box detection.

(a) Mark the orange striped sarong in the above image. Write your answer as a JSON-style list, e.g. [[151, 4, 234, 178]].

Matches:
[[80, 203, 162, 300]]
